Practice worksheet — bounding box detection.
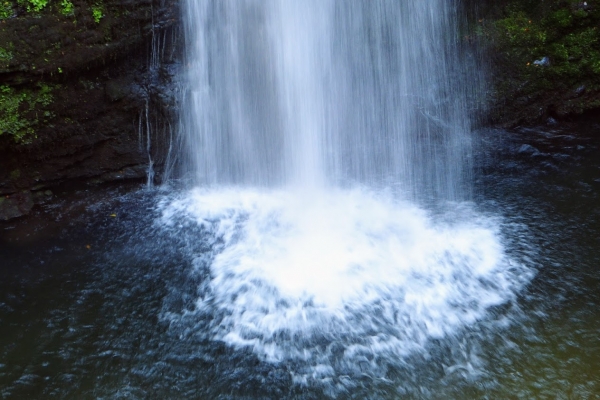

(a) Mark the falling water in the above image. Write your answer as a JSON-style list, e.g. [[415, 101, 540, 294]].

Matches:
[[176, 0, 473, 199], [161, 0, 529, 389]]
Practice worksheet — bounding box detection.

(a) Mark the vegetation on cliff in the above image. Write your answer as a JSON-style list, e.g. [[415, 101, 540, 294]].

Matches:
[[0, 0, 147, 144], [478, 0, 600, 125], [0, 0, 99, 23], [0, 0, 177, 208], [0, 83, 55, 143]]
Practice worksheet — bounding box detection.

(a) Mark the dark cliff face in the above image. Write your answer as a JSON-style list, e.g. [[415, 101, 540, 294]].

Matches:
[[0, 0, 180, 219]]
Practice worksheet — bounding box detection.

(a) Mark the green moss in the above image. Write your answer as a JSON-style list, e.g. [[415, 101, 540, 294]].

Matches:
[[0, 83, 56, 144], [0, 46, 13, 65], [548, 8, 573, 28], [59, 0, 73, 16], [1, 0, 75, 18], [0, 1, 14, 19], [0, 85, 29, 141], [476, 0, 600, 122], [495, 11, 546, 48], [91, 3, 103, 23], [487, 1, 600, 90], [16, 0, 48, 13]]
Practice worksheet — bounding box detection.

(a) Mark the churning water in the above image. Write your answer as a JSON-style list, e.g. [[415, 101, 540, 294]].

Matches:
[[159, 187, 527, 376], [162, 0, 529, 388]]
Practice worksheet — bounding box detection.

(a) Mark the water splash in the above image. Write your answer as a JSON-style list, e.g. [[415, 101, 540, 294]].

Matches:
[[159, 187, 527, 373], [166, 0, 528, 387]]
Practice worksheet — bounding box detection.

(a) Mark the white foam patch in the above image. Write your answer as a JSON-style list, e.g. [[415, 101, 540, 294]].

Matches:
[[159, 186, 527, 366]]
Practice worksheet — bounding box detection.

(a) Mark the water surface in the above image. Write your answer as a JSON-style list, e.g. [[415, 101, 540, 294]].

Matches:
[[1, 127, 599, 399]]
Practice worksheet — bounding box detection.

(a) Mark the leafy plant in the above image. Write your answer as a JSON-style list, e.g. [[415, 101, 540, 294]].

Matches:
[[488, 1, 600, 79], [0, 1, 14, 19], [17, 0, 48, 12], [91, 3, 103, 23], [0, 85, 29, 141], [60, 0, 73, 16], [0, 84, 55, 143], [0, 46, 13, 64], [477, 0, 600, 123]]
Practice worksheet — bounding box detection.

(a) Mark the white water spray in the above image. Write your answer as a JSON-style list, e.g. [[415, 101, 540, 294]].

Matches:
[[162, 0, 529, 383]]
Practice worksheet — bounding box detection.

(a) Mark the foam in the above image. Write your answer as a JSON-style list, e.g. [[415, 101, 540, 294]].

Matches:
[[159, 186, 527, 367]]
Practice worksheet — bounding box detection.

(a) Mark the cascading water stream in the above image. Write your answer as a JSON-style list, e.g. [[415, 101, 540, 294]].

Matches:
[[176, 0, 473, 197], [159, 0, 530, 387]]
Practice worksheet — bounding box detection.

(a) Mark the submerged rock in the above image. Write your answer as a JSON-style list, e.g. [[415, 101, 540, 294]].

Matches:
[[0, 191, 33, 221], [517, 144, 541, 156]]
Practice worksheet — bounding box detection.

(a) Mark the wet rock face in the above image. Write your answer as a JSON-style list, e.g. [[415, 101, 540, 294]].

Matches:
[[0, 191, 33, 221], [0, 190, 53, 221], [0, 0, 180, 218], [1, 0, 178, 81]]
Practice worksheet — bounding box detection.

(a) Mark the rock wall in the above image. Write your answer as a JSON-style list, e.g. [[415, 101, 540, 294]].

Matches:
[[0, 0, 180, 219]]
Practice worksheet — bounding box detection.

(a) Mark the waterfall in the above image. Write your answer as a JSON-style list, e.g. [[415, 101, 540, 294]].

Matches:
[[159, 0, 526, 386], [177, 0, 473, 201]]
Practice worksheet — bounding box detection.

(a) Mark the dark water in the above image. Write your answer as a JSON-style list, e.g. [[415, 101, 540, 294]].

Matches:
[[1, 126, 600, 399]]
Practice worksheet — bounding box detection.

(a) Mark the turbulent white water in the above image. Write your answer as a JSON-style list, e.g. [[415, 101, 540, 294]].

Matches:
[[159, 188, 527, 372], [164, 0, 528, 382]]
